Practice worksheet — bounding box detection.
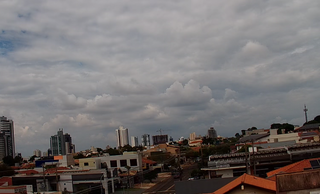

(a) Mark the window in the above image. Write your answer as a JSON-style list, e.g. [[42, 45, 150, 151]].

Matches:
[[120, 160, 127, 167], [130, 159, 137, 166], [84, 162, 89, 166], [110, 160, 117, 167]]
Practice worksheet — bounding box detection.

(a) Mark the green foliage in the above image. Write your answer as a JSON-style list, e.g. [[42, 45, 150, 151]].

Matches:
[[182, 139, 189, 146], [120, 145, 144, 152], [201, 144, 231, 157], [304, 115, 320, 125], [148, 152, 171, 163], [3, 156, 15, 166], [185, 150, 200, 158], [247, 127, 257, 131], [0, 164, 14, 177], [144, 170, 158, 182], [202, 137, 217, 145], [271, 123, 294, 134], [105, 148, 121, 155], [28, 155, 36, 162]]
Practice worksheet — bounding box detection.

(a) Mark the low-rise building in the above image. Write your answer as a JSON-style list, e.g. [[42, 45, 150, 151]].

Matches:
[[79, 152, 142, 172]]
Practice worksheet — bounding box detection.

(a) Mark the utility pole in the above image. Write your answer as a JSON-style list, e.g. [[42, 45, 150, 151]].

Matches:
[[252, 139, 256, 176], [42, 164, 47, 192], [55, 163, 60, 191], [304, 104, 308, 123]]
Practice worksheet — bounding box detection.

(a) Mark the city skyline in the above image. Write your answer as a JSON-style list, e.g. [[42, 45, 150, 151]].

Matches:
[[0, 1, 319, 156]]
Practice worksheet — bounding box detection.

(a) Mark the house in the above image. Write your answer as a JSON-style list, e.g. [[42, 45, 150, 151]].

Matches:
[[78, 152, 142, 172], [212, 173, 276, 194], [266, 157, 320, 181]]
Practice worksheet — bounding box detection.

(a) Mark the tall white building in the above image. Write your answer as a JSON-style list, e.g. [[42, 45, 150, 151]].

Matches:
[[190, 132, 196, 140], [33, 149, 41, 157], [131, 136, 138, 147], [116, 126, 129, 147]]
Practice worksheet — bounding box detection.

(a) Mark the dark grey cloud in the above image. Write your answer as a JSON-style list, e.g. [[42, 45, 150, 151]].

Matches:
[[0, 0, 319, 156]]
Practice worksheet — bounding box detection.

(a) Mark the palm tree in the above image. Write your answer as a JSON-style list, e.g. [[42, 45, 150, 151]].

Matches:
[[125, 166, 131, 188]]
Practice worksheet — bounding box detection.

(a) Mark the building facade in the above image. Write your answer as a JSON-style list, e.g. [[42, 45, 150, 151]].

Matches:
[[141, 134, 151, 147], [116, 126, 129, 147], [152, 135, 168, 145], [33, 149, 41, 157], [131, 136, 138, 147], [0, 116, 15, 159], [208, 127, 218, 139], [190, 132, 196, 141], [50, 129, 75, 156]]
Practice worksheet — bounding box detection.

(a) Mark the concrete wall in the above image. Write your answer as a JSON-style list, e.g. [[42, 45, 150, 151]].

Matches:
[[259, 131, 300, 143], [58, 174, 73, 193], [216, 169, 234, 178], [79, 158, 101, 170], [99, 154, 142, 171], [78, 153, 142, 171]]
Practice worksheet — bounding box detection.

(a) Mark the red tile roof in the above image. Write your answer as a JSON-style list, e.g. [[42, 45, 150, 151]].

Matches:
[[17, 170, 39, 175], [44, 166, 70, 174], [142, 158, 157, 164], [0, 177, 12, 186], [213, 173, 276, 194], [266, 157, 320, 180]]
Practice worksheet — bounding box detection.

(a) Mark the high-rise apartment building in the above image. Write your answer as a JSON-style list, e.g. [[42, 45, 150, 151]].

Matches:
[[190, 132, 196, 141], [50, 129, 75, 156], [33, 149, 41, 157], [141, 134, 151, 147], [116, 126, 129, 148], [152, 135, 168, 145], [131, 136, 138, 147], [207, 127, 217, 139], [0, 116, 15, 160]]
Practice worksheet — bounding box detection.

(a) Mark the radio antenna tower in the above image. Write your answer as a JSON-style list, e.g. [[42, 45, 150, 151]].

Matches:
[[303, 104, 308, 123]]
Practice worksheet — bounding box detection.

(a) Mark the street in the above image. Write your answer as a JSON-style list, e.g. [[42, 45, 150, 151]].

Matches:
[[142, 164, 197, 194]]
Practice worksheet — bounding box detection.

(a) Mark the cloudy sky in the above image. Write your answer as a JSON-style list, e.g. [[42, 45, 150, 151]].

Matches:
[[1, 1, 320, 156]]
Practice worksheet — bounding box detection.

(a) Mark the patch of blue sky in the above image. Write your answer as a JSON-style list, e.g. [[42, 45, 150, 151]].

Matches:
[[0, 30, 28, 56], [0, 40, 14, 56]]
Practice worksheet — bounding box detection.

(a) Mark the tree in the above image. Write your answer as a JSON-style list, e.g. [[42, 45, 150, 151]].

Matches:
[[96, 148, 103, 153], [0, 164, 14, 177], [14, 156, 23, 164], [73, 153, 86, 159], [182, 139, 189, 146], [3, 156, 15, 166], [29, 155, 36, 162], [271, 123, 294, 134], [105, 148, 121, 155]]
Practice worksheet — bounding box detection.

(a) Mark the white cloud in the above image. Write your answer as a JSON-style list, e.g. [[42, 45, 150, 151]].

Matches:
[[0, 0, 319, 155]]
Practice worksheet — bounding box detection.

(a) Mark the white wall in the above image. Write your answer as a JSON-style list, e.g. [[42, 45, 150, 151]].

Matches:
[[216, 169, 234, 178], [58, 174, 73, 193]]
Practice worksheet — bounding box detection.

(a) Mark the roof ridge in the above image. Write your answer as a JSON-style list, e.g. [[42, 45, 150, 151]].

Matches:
[[241, 173, 247, 183]]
